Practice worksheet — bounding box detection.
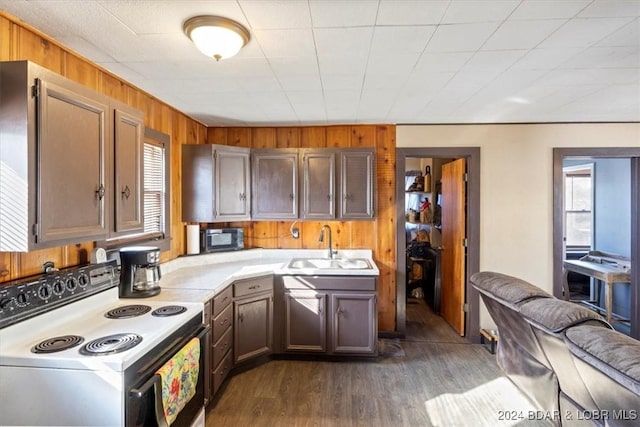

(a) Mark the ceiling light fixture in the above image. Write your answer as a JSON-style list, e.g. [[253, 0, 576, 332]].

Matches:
[[183, 15, 250, 61]]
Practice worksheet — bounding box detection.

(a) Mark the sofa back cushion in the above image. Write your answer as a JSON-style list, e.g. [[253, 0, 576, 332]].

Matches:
[[470, 271, 552, 310], [520, 298, 610, 334]]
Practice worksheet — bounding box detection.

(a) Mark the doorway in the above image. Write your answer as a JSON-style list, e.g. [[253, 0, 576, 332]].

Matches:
[[553, 148, 640, 339], [396, 148, 480, 343]]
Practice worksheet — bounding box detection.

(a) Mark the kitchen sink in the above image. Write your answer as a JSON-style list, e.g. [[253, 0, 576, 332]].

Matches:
[[286, 258, 372, 270]]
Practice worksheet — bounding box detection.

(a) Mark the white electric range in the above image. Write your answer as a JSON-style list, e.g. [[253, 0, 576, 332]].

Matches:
[[0, 260, 207, 426]]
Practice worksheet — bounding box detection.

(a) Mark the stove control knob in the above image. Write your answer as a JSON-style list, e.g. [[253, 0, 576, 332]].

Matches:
[[66, 277, 78, 292], [53, 280, 65, 296], [15, 292, 29, 307], [78, 273, 89, 288], [0, 297, 12, 309], [38, 284, 52, 300]]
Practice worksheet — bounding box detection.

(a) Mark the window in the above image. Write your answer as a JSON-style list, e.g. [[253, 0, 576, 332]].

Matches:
[[143, 142, 165, 235], [563, 164, 593, 248]]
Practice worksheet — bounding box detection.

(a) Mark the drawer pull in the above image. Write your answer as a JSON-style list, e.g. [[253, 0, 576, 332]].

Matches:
[[248, 285, 260, 290], [220, 318, 228, 326]]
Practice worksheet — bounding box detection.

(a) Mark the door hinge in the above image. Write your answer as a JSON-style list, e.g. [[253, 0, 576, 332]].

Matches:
[[31, 80, 40, 98], [462, 238, 468, 247], [32, 223, 40, 237], [463, 172, 468, 182], [463, 303, 469, 313]]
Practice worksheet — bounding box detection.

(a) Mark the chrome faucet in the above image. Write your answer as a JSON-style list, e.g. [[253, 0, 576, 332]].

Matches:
[[318, 225, 336, 259]]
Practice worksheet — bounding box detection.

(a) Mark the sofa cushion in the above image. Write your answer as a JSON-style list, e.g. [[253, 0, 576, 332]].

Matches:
[[520, 298, 610, 334], [470, 271, 551, 308], [565, 324, 640, 396]]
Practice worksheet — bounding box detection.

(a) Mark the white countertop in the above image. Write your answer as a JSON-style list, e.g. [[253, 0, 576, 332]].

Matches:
[[157, 249, 378, 302]]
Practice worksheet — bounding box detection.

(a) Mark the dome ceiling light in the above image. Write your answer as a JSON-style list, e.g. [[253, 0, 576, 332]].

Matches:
[[183, 15, 250, 61]]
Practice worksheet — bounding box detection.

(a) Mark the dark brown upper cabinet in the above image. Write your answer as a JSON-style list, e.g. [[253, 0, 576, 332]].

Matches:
[[251, 149, 298, 220], [338, 149, 375, 219], [301, 149, 335, 220], [111, 102, 144, 236], [181, 144, 251, 223], [0, 61, 110, 251]]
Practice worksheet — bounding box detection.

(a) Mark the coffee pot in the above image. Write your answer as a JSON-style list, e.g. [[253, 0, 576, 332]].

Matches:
[[119, 246, 161, 298]]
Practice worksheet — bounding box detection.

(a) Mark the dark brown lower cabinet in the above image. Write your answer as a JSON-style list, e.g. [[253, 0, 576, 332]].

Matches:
[[207, 285, 233, 403], [277, 275, 378, 356], [233, 276, 274, 364]]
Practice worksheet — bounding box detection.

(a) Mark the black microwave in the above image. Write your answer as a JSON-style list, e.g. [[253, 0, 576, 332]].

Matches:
[[200, 228, 244, 253]]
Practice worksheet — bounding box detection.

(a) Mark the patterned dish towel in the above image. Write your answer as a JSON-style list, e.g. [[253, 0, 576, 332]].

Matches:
[[156, 337, 200, 426]]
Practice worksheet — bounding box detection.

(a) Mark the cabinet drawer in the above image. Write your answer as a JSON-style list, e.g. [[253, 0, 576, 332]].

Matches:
[[234, 275, 273, 298], [213, 350, 233, 395], [213, 285, 233, 318], [282, 275, 377, 291], [213, 304, 232, 343], [213, 326, 232, 367]]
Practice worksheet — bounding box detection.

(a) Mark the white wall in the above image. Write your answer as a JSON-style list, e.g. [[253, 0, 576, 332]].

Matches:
[[397, 123, 640, 328]]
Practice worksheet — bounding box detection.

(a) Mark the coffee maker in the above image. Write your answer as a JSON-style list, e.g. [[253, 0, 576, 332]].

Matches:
[[119, 246, 161, 298]]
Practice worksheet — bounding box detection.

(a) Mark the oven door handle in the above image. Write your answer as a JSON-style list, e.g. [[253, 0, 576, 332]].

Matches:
[[130, 324, 210, 399]]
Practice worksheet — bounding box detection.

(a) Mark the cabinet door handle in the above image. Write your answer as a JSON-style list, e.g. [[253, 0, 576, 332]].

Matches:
[[121, 185, 131, 199], [220, 318, 228, 326], [239, 192, 246, 201], [95, 184, 105, 200]]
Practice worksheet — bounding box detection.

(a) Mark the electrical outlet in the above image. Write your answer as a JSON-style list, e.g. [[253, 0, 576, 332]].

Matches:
[[291, 227, 300, 239]]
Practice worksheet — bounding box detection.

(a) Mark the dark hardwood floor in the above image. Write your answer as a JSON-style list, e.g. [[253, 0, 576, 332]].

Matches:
[[205, 298, 550, 426]]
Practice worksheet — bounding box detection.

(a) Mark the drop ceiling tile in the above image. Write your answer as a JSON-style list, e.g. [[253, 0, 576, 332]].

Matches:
[[237, 75, 282, 91], [447, 69, 500, 88], [370, 26, 436, 56], [578, 0, 640, 18], [324, 90, 361, 110], [540, 17, 635, 48], [511, 47, 586, 69], [314, 27, 373, 57], [320, 74, 366, 91], [309, 0, 378, 27], [240, 0, 311, 29], [413, 52, 474, 72], [509, 0, 591, 20], [363, 73, 409, 90], [97, 61, 146, 85], [269, 57, 320, 77], [542, 69, 606, 86], [377, 0, 449, 25], [123, 61, 188, 80], [440, 0, 520, 24], [596, 17, 640, 46], [464, 50, 528, 72], [175, 77, 245, 94], [286, 91, 325, 106], [278, 75, 323, 92], [1, 0, 76, 37], [317, 54, 368, 76], [254, 29, 316, 57], [559, 46, 640, 69], [426, 22, 501, 52], [403, 71, 455, 92], [483, 19, 567, 50], [367, 53, 421, 75]]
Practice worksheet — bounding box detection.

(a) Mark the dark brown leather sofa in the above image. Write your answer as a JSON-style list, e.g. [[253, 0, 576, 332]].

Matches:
[[471, 271, 640, 427]]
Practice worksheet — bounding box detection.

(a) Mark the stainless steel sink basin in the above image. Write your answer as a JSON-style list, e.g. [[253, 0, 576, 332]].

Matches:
[[287, 258, 372, 270]]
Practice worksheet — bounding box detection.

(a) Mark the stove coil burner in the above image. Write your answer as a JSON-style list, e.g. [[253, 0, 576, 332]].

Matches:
[[151, 305, 187, 317], [79, 333, 143, 356], [31, 335, 85, 354], [105, 304, 151, 319]]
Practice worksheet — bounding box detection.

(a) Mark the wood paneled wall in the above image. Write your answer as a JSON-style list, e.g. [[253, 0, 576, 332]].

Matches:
[[0, 12, 398, 331], [206, 125, 397, 330]]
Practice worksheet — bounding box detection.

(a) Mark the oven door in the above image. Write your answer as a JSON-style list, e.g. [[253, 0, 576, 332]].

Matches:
[[126, 318, 210, 427]]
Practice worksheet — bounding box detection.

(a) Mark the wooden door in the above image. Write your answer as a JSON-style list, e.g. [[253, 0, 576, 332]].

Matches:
[[330, 292, 377, 354], [339, 149, 375, 219], [234, 292, 273, 363], [302, 150, 335, 219], [216, 147, 250, 220], [37, 78, 109, 245], [440, 158, 467, 336], [113, 106, 143, 234], [284, 291, 327, 352], [251, 150, 298, 219]]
